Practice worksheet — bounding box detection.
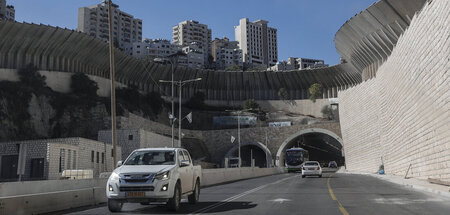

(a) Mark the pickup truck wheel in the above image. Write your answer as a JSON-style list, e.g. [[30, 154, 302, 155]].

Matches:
[[167, 183, 181, 211], [188, 180, 200, 204], [108, 199, 123, 212]]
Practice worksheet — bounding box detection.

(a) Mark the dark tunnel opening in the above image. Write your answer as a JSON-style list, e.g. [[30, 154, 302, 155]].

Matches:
[[230, 145, 267, 168], [282, 132, 344, 167]]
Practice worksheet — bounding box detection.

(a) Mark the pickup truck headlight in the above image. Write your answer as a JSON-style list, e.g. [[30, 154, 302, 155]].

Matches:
[[155, 171, 170, 181], [110, 172, 120, 181]]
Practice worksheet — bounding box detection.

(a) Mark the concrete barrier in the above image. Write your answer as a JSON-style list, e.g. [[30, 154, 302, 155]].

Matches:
[[0, 168, 284, 215]]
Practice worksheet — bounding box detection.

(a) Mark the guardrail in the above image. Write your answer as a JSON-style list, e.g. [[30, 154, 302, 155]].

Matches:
[[0, 167, 284, 215]]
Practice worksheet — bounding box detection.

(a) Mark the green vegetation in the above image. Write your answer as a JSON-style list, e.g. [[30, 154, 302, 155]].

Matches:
[[278, 88, 290, 101], [116, 86, 164, 118], [243, 99, 260, 112], [226, 64, 242, 71], [321, 105, 333, 120], [309, 83, 322, 102], [187, 92, 206, 109], [17, 63, 47, 93]]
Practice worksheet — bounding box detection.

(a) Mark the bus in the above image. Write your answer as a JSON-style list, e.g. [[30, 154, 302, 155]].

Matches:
[[285, 148, 309, 173]]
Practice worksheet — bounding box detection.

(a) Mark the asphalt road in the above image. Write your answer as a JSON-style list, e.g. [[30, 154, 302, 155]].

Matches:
[[64, 173, 450, 215]]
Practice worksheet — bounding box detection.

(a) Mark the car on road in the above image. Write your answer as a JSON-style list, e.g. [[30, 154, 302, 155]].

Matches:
[[106, 148, 202, 212], [328, 161, 338, 168], [301, 161, 322, 178]]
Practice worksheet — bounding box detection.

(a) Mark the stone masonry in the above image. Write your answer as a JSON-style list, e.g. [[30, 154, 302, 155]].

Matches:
[[339, 0, 450, 182]]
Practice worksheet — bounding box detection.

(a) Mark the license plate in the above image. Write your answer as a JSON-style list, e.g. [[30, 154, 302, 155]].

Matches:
[[308, 168, 315, 170], [127, 192, 145, 197]]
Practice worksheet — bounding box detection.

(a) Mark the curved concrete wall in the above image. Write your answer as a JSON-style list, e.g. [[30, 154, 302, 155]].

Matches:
[[0, 21, 360, 101], [334, 0, 426, 80], [339, 0, 450, 181]]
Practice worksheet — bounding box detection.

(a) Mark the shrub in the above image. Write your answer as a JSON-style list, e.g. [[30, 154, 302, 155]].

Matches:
[[309, 83, 322, 102], [278, 88, 290, 101], [321, 105, 333, 120], [244, 99, 260, 112], [70, 73, 99, 98]]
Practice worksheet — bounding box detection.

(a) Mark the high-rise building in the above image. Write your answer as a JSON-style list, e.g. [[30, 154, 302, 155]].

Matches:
[[0, 0, 14, 21], [131, 38, 182, 60], [182, 42, 205, 69], [235, 18, 278, 68], [172, 20, 211, 66], [77, 1, 142, 55], [211, 37, 243, 70]]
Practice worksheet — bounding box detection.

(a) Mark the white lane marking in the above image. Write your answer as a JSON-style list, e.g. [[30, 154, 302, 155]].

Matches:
[[268, 198, 292, 204], [189, 175, 296, 215], [373, 197, 444, 205]]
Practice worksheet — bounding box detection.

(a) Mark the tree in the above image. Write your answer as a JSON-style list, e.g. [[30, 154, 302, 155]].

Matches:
[[309, 83, 322, 102], [321, 105, 333, 120], [18, 64, 47, 92], [243, 99, 260, 112], [226, 64, 242, 71], [278, 88, 290, 101], [70, 73, 99, 98], [187, 91, 206, 109]]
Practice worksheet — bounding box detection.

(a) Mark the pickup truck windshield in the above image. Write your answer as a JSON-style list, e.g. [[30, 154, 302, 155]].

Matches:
[[124, 150, 175, 165]]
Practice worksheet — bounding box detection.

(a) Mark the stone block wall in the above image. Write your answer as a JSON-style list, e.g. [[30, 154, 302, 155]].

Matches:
[[339, 0, 450, 181]]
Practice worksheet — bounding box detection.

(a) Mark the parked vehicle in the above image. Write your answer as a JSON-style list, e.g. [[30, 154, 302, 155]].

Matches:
[[106, 148, 202, 212], [301, 161, 322, 178]]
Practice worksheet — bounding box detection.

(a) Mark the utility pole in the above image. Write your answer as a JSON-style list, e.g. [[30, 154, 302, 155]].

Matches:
[[108, 0, 118, 167]]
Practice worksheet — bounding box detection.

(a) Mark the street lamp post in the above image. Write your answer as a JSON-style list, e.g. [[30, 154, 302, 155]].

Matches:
[[154, 52, 185, 147], [160, 78, 202, 147], [226, 108, 255, 168], [107, 0, 118, 167]]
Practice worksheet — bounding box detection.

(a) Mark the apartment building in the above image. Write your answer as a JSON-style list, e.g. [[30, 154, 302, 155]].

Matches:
[[182, 42, 205, 69], [78, 2, 142, 55], [287, 57, 328, 70], [0, 0, 14, 21], [235, 18, 278, 68], [211, 37, 243, 70], [131, 38, 182, 60], [173, 20, 212, 67]]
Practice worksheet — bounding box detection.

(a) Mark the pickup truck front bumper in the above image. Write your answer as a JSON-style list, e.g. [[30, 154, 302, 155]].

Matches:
[[107, 177, 176, 202]]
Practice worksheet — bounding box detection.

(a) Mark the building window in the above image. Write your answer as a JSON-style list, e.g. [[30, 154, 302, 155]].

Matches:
[[67, 150, 71, 170], [96, 152, 99, 163], [73, 150, 77, 169], [91, 150, 94, 162], [128, 135, 133, 140], [111, 149, 114, 157], [102, 152, 105, 164], [59, 149, 65, 173]]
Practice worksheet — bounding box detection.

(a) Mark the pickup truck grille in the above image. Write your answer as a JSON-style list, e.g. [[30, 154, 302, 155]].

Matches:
[[119, 186, 154, 192], [120, 173, 154, 183]]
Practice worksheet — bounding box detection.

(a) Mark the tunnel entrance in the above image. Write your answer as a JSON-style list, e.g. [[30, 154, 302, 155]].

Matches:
[[276, 128, 344, 167], [224, 142, 272, 168]]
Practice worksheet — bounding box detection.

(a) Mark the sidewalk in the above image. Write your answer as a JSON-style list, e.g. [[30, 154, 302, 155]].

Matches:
[[337, 168, 450, 199]]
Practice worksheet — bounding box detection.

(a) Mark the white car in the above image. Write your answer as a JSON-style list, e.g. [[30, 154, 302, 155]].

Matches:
[[106, 148, 202, 212], [301, 161, 322, 178]]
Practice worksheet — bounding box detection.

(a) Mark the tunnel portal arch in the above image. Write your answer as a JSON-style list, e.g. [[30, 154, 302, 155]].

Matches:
[[276, 128, 343, 167], [224, 141, 273, 168]]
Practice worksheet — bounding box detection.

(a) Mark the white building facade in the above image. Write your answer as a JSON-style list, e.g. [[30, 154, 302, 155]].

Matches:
[[212, 37, 243, 70], [235, 18, 278, 69], [131, 38, 182, 60], [173, 20, 211, 67], [287, 57, 328, 70], [0, 0, 14, 21], [77, 2, 142, 55], [182, 42, 205, 69]]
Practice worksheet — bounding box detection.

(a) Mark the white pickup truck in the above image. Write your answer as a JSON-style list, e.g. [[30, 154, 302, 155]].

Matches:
[[106, 147, 202, 212]]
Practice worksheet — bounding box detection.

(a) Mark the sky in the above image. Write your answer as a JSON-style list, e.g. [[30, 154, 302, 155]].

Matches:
[[8, 0, 377, 66]]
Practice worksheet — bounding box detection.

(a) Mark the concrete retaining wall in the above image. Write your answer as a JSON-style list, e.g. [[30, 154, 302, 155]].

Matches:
[[0, 167, 284, 215], [205, 98, 333, 117], [339, 0, 450, 181]]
